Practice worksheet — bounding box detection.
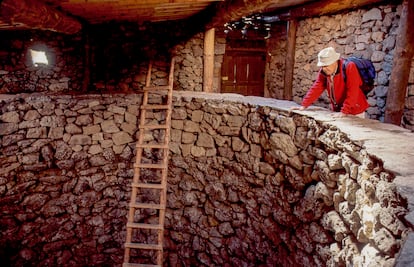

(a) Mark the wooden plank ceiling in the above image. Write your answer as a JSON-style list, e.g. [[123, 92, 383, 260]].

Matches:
[[0, 0, 224, 33], [47, 0, 223, 24], [0, 0, 318, 34], [0, 0, 387, 34]]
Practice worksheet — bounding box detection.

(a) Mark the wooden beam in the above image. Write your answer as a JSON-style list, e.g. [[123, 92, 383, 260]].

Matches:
[[384, 0, 414, 125], [208, 0, 388, 29], [0, 0, 81, 34], [203, 28, 215, 92], [286, 0, 388, 19], [284, 19, 297, 100], [207, 0, 287, 29]]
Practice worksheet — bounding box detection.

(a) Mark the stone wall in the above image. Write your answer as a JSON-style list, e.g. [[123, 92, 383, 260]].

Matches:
[[1, 92, 413, 266], [265, 24, 287, 99], [0, 23, 224, 95], [287, 3, 414, 128], [0, 31, 84, 93], [173, 32, 204, 92], [172, 31, 226, 93], [0, 93, 138, 266], [1, 3, 414, 129]]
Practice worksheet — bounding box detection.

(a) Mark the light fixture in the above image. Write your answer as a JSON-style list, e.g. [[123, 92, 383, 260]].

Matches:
[[30, 49, 48, 67], [223, 13, 281, 39]]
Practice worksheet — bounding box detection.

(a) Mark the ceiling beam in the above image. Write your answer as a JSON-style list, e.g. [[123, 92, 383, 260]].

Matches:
[[207, 0, 390, 29], [284, 0, 391, 19], [206, 0, 294, 29], [0, 0, 82, 34]]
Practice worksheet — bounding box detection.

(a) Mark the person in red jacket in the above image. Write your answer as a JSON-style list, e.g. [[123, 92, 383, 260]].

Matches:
[[292, 47, 369, 117]]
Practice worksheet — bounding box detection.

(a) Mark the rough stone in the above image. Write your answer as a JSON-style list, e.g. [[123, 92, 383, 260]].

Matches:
[[1, 111, 20, 123], [112, 132, 133, 146], [269, 132, 298, 157], [69, 135, 92, 145], [101, 120, 120, 133]]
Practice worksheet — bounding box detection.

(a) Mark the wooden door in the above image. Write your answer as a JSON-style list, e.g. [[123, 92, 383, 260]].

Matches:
[[221, 51, 266, 96]]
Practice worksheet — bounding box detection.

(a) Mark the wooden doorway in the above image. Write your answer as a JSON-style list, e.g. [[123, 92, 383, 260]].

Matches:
[[221, 50, 266, 96]]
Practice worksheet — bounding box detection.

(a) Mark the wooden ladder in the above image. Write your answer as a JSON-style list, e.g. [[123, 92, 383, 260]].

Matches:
[[123, 58, 174, 267]]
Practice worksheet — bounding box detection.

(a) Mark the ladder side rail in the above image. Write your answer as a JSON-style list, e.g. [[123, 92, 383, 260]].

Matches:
[[155, 57, 175, 265], [145, 61, 153, 87], [124, 60, 154, 263]]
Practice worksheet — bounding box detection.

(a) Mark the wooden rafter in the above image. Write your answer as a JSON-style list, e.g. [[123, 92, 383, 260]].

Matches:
[[207, 0, 390, 29], [207, 0, 305, 28], [285, 0, 391, 18], [0, 0, 82, 34]]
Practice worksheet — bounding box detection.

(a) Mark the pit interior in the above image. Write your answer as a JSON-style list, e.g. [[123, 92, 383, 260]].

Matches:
[[1, 1, 414, 266], [1, 92, 414, 266]]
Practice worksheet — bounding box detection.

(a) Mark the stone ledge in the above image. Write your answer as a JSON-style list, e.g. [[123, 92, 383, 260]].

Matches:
[[395, 233, 414, 267], [174, 91, 414, 179]]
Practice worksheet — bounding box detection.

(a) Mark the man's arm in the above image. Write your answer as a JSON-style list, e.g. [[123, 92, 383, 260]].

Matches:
[[301, 70, 327, 108]]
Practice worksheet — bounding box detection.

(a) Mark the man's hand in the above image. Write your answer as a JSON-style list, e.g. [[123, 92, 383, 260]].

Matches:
[[330, 112, 348, 118], [290, 106, 306, 111]]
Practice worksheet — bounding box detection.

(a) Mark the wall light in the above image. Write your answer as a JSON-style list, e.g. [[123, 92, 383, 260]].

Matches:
[[30, 49, 48, 67]]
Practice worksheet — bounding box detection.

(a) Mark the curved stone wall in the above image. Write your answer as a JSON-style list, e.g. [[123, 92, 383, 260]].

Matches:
[[1, 3, 414, 129], [0, 92, 413, 266]]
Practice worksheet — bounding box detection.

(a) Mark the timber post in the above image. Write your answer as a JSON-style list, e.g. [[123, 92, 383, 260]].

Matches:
[[203, 28, 215, 92], [284, 19, 297, 100], [384, 0, 414, 125]]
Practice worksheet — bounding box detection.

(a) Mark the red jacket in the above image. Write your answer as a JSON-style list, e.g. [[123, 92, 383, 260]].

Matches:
[[301, 58, 369, 115]]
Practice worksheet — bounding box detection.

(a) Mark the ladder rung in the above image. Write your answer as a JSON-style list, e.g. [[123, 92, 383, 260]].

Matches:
[[136, 144, 169, 149], [140, 124, 168, 130], [134, 163, 167, 169], [127, 222, 163, 230], [124, 242, 163, 250], [141, 104, 169, 110], [123, 263, 161, 267], [144, 85, 170, 91], [132, 182, 163, 189], [130, 203, 165, 210]]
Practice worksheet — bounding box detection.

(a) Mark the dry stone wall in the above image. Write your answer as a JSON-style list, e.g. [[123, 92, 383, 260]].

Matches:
[[173, 31, 226, 93], [288, 3, 414, 127], [0, 93, 139, 266], [173, 33, 204, 92], [0, 92, 413, 266], [265, 24, 287, 99], [1, 3, 414, 129], [167, 93, 412, 266], [0, 31, 84, 94]]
